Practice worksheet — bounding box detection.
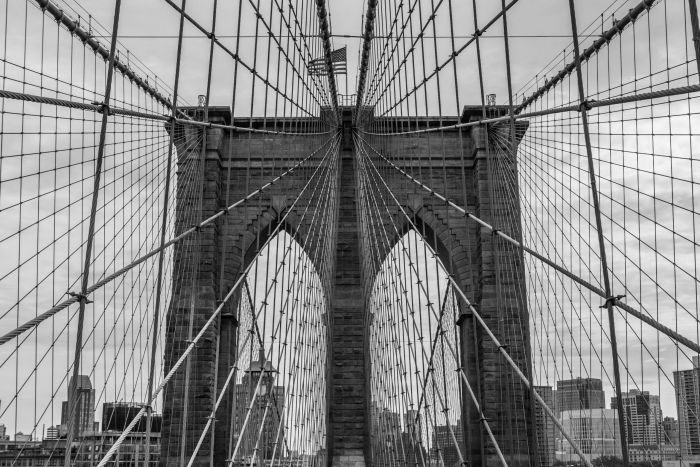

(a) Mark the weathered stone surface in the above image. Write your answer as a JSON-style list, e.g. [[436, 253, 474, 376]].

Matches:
[[162, 106, 533, 467]]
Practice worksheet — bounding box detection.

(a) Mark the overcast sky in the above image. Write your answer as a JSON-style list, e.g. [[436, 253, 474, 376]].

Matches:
[[0, 0, 698, 451]]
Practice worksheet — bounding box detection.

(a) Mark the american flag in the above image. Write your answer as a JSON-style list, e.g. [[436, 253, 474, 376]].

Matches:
[[309, 46, 347, 76]]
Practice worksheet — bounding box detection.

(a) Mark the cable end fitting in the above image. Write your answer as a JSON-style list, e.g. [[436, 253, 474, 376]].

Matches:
[[68, 291, 92, 304], [600, 294, 626, 309], [92, 101, 112, 116], [578, 100, 593, 112]]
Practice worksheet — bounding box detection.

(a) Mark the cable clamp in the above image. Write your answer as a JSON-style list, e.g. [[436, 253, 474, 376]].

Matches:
[[68, 291, 92, 304], [600, 294, 625, 309], [184, 339, 199, 347], [191, 223, 202, 232], [92, 101, 111, 115], [578, 100, 593, 112], [491, 228, 501, 236], [498, 344, 508, 350]]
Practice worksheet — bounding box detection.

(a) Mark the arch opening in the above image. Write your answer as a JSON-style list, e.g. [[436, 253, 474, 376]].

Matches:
[[367, 229, 464, 467], [228, 229, 329, 466]]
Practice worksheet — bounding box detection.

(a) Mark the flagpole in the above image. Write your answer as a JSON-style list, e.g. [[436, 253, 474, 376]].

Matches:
[[345, 44, 348, 102]]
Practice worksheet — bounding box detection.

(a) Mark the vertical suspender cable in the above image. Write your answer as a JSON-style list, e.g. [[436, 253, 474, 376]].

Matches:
[[499, 0, 539, 463], [64, 2, 122, 466], [355, 0, 378, 124], [144, 2, 187, 465], [688, 0, 700, 78], [314, 0, 339, 121], [566, 1, 629, 465], [180, 2, 219, 465]]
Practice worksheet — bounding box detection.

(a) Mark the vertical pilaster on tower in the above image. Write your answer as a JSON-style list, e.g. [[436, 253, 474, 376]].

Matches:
[[330, 108, 366, 467]]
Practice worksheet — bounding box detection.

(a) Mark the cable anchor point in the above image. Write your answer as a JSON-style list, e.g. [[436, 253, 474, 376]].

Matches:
[[578, 100, 594, 112], [92, 101, 112, 116], [600, 294, 626, 309], [68, 291, 92, 304]]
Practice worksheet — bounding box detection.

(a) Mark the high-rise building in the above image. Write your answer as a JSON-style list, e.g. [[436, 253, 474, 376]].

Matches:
[[555, 378, 605, 416], [370, 402, 402, 465], [231, 351, 285, 462], [0, 424, 7, 441], [405, 409, 422, 440], [430, 420, 464, 467], [60, 375, 96, 438], [663, 416, 680, 447], [534, 386, 556, 467], [674, 356, 700, 456], [610, 389, 662, 445], [401, 410, 427, 467], [558, 408, 621, 463]]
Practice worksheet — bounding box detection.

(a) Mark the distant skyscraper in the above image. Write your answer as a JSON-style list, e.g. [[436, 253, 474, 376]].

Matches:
[[559, 408, 621, 462], [611, 389, 662, 445], [674, 356, 700, 456], [555, 377, 605, 416], [430, 420, 464, 467], [662, 416, 680, 447], [60, 375, 96, 438], [231, 350, 285, 462], [405, 409, 422, 440], [402, 410, 427, 467], [370, 402, 402, 465], [534, 386, 556, 467]]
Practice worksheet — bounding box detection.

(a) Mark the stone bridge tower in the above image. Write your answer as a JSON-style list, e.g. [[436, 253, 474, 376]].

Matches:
[[161, 106, 533, 467]]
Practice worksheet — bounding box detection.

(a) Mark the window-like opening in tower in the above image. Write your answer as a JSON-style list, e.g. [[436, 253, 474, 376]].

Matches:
[[231, 230, 328, 466], [367, 229, 464, 467]]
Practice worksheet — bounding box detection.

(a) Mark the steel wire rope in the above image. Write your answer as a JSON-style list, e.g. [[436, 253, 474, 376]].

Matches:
[[355, 133, 504, 466], [355, 132, 700, 355], [355, 133, 594, 467], [225, 135, 339, 465], [161, 0, 319, 119], [187, 177, 334, 465], [0, 134, 335, 347], [95, 133, 340, 467]]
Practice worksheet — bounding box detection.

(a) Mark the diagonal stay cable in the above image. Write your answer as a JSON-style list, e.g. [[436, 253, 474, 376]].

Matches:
[[95, 133, 340, 467], [0, 134, 337, 347], [187, 135, 338, 465], [162, 0, 318, 118], [355, 133, 700, 355], [362, 81, 700, 136], [355, 134, 593, 467], [0, 89, 333, 136], [355, 133, 506, 466]]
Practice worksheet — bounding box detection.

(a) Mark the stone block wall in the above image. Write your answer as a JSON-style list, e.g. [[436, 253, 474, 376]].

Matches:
[[161, 106, 534, 467], [363, 114, 533, 466]]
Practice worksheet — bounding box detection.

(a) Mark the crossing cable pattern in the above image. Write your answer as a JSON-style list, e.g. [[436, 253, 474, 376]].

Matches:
[[0, 0, 338, 464], [355, 0, 700, 466], [1, 0, 700, 466]]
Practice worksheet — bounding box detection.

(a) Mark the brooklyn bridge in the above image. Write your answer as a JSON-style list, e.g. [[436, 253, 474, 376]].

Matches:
[[0, 0, 699, 466]]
